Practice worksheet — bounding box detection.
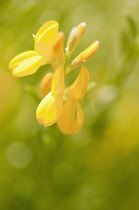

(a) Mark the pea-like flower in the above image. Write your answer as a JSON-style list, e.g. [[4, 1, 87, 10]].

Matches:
[[36, 67, 65, 126], [9, 20, 59, 77], [9, 20, 99, 134], [57, 65, 89, 134]]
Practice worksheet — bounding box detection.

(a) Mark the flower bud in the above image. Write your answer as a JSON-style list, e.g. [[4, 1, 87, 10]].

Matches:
[[66, 22, 86, 54], [70, 40, 99, 69]]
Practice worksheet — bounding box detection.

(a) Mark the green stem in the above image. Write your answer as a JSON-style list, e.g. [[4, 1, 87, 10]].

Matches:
[[64, 52, 70, 71]]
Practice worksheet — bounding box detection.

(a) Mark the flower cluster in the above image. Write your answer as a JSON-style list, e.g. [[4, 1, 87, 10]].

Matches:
[[9, 20, 99, 134]]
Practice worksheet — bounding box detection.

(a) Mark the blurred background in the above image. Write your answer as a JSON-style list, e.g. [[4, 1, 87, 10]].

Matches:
[[1, 0, 139, 209]]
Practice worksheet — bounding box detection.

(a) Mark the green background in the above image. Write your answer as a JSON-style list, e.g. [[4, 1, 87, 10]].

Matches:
[[1, 0, 139, 209]]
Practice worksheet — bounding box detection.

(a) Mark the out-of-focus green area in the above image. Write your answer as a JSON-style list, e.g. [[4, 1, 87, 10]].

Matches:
[[1, 0, 139, 209]]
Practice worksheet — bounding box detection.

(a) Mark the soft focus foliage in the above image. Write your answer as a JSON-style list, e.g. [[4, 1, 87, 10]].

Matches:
[[1, 0, 139, 209]]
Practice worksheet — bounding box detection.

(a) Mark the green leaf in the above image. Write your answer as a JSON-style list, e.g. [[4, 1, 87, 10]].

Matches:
[[126, 16, 138, 39]]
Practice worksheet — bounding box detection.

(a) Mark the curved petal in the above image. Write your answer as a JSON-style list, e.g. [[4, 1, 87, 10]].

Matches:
[[57, 99, 84, 134], [9, 50, 37, 69], [57, 99, 74, 134], [36, 92, 63, 126], [34, 20, 59, 65], [36, 92, 56, 126], [40, 72, 54, 98], [68, 65, 89, 100], [51, 67, 65, 97], [51, 32, 65, 68], [54, 93, 63, 119], [12, 55, 42, 77], [73, 101, 84, 134], [35, 21, 59, 43]]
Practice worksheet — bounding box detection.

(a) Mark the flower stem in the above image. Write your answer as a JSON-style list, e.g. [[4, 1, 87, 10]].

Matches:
[[64, 51, 70, 71]]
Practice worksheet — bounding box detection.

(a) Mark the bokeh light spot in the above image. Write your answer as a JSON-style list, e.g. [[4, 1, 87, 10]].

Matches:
[[6, 142, 32, 168]]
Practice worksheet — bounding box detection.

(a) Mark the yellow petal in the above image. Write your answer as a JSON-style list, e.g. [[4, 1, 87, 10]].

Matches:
[[44, 93, 63, 126], [51, 67, 65, 96], [57, 99, 84, 134], [70, 40, 99, 68], [54, 93, 64, 119], [73, 101, 84, 134], [51, 32, 64, 68], [35, 21, 59, 43], [36, 92, 56, 126], [44, 105, 56, 126], [79, 40, 99, 61], [40, 72, 54, 98], [9, 50, 38, 69], [12, 55, 42, 77], [34, 20, 59, 65], [36, 92, 63, 126], [57, 99, 74, 134], [68, 65, 89, 100]]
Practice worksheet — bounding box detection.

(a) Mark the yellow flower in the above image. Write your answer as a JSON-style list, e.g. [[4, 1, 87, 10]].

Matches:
[[34, 20, 59, 65], [9, 51, 43, 77], [57, 65, 89, 134], [9, 20, 59, 77], [10, 20, 99, 134], [36, 67, 64, 126], [68, 65, 89, 100], [38, 65, 89, 134], [57, 99, 84, 134]]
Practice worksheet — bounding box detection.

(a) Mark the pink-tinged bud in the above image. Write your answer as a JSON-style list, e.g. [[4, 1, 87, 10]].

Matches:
[[66, 22, 86, 54]]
